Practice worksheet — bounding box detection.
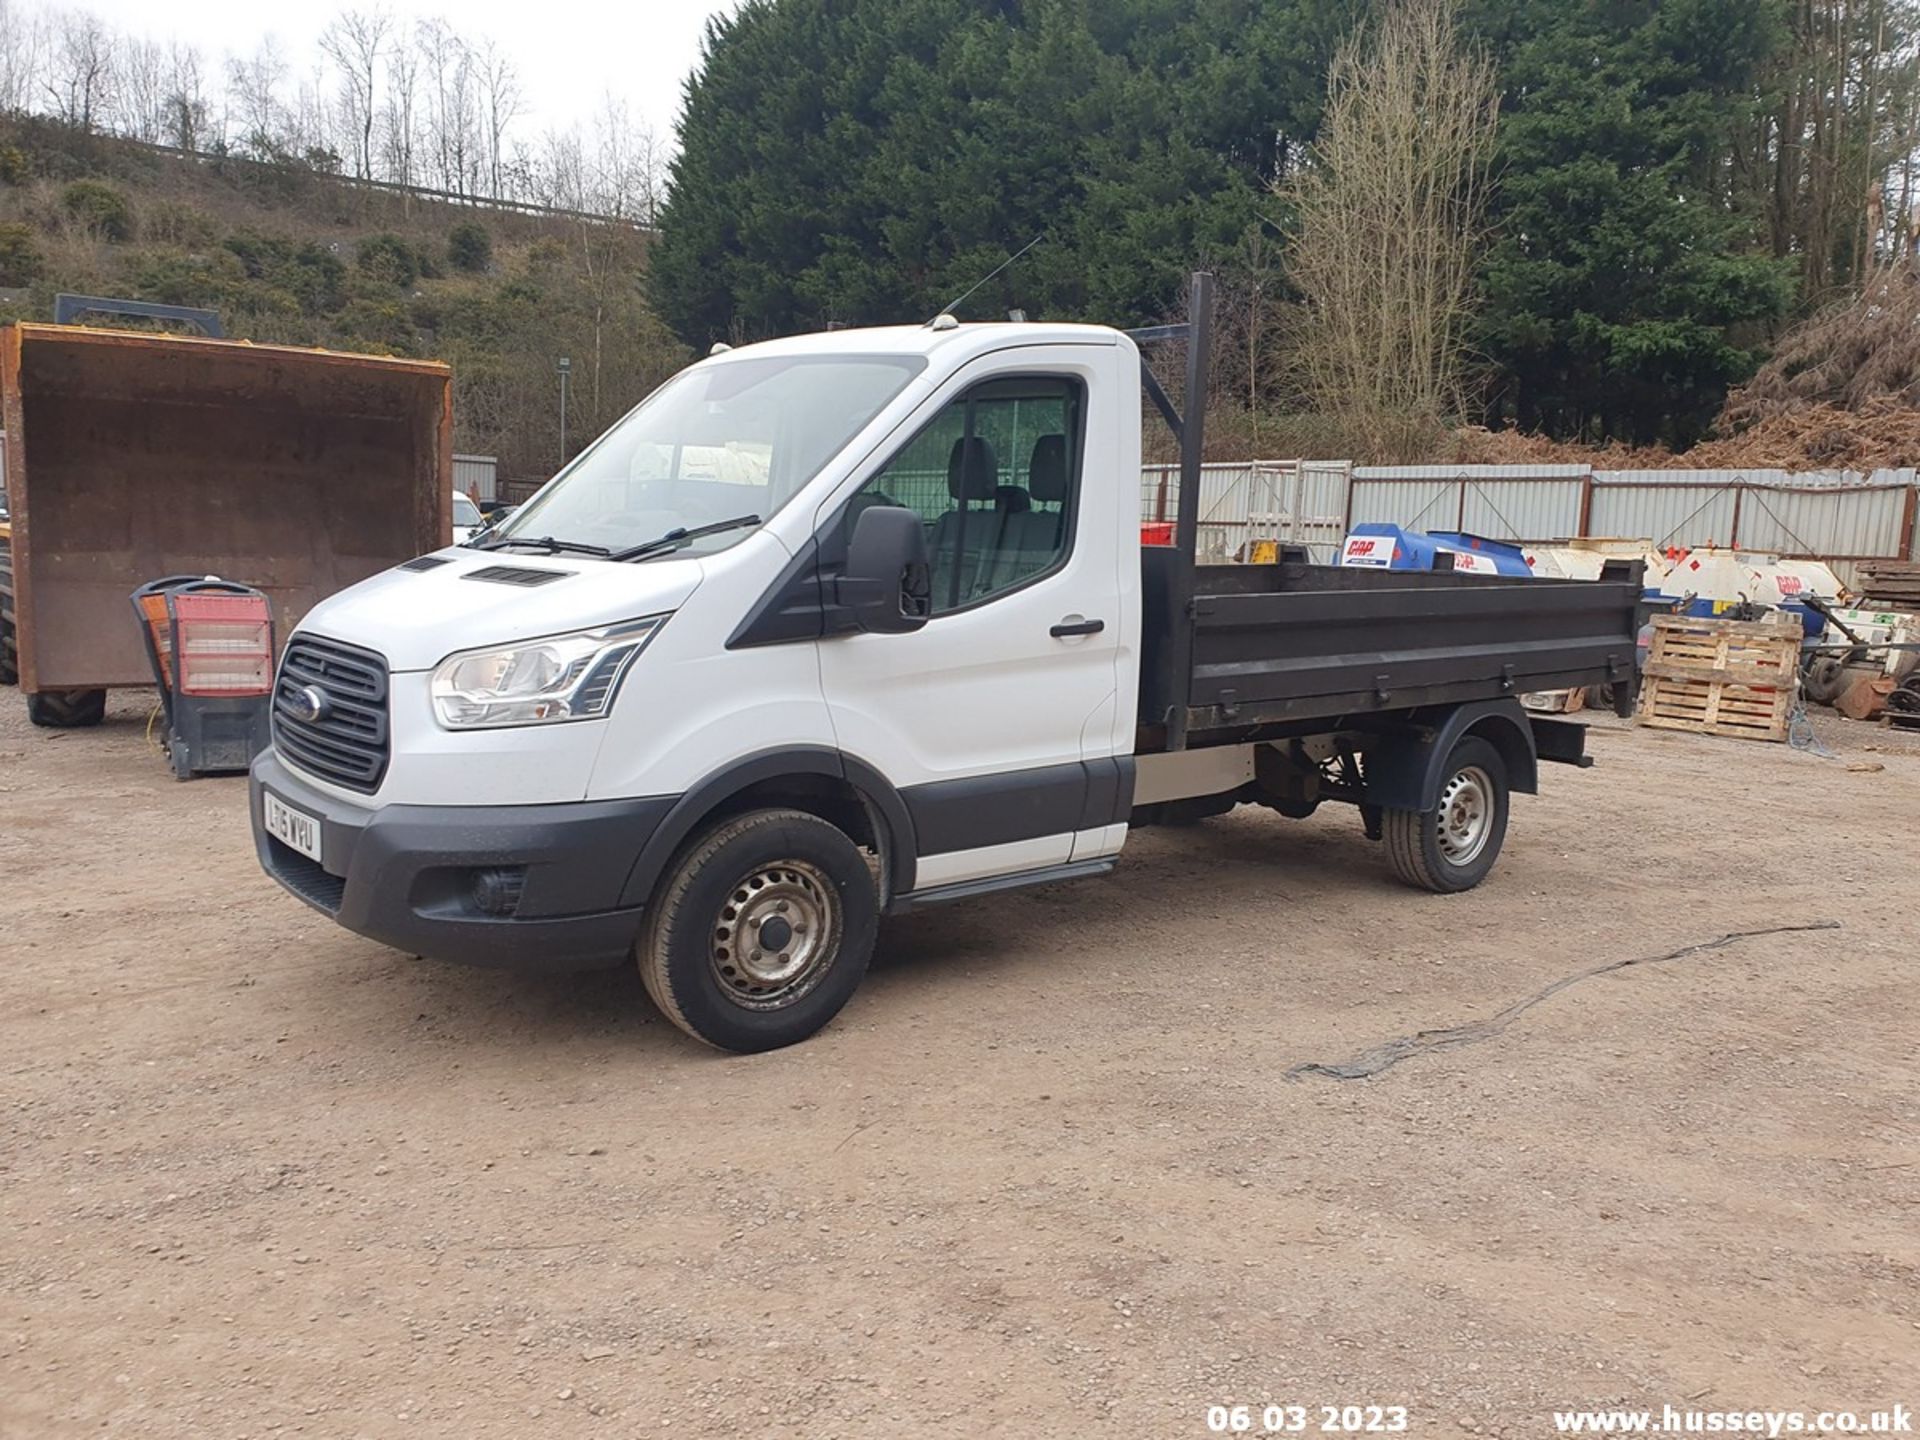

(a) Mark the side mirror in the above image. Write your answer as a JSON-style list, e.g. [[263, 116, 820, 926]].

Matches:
[[840, 505, 930, 635]]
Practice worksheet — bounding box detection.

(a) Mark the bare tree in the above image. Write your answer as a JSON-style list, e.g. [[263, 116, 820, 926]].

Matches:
[[290, 58, 338, 164], [113, 32, 168, 141], [380, 36, 418, 191], [1279, 0, 1498, 457], [583, 95, 667, 221], [226, 36, 289, 156], [44, 8, 117, 130], [475, 37, 520, 197], [162, 40, 209, 150], [629, 120, 668, 227], [418, 18, 479, 194], [320, 7, 388, 179], [0, 0, 50, 116], [1736, 0, 1920, 304], [1207, 225, 1286, 447], [539, 125, 587, 210], [495, 136, 540, 201]]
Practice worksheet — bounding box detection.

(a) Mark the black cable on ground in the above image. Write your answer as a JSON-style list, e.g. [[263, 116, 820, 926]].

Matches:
[[1286, 920, 1844, 1082]]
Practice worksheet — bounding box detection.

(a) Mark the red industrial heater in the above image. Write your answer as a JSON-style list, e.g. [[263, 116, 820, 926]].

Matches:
[[131, 576, 276, 779]]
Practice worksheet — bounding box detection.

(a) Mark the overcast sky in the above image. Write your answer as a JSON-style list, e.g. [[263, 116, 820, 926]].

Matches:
[[70, 0, 743, 144]]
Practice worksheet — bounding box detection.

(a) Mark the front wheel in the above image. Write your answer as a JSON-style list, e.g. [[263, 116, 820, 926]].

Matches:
[[1382, 736, 1509, 894], [638, 808, 879, 1053]]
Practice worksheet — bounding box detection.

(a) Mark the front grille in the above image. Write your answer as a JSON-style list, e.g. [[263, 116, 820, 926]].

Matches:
[[265, 838, 347, 914], [273, 634, 390, 794]]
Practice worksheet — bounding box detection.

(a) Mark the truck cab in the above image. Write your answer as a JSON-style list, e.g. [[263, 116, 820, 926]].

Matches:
[[252, 301, 1637, 1052]]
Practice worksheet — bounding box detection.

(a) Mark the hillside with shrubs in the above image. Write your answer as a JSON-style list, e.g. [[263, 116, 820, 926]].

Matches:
[[0, 116, 686, 484]]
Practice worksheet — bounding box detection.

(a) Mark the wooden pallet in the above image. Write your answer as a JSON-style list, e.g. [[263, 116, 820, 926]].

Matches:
[[1858, 560, 1920, 610], [1636, 614, 1800, 742]]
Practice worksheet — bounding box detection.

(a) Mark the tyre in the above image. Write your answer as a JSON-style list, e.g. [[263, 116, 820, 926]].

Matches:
[[0, 539, 16, 686], [1382, 735, 1509, 894], [638, 808, 879, 1053], [27, 687, 107, 728], [1803, 655, 1848, 706]]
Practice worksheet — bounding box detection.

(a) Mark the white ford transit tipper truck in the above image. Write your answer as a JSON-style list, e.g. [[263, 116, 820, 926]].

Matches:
[[252, 276, 1641, 1052]]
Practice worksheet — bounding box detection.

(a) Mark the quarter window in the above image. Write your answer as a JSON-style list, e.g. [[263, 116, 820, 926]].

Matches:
[[849, 376, 1082, 613]]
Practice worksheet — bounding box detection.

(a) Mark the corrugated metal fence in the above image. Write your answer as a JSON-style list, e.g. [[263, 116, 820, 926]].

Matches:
[[1140, 462, 1352, 562], [453, 453, 499, 503], [1146, 462, 1920, 582], [1347, 465, 1593, 542]]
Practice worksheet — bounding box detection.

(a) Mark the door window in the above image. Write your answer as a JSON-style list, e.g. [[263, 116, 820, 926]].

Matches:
[[848, 376, 1082, 614]]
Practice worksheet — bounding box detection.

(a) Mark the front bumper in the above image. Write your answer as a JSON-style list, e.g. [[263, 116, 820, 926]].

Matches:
[[249, 749, 676, 971]]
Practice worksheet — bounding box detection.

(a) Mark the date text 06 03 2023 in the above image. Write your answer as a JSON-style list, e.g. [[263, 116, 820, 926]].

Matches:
[[1205, 1404, 1411, 1434]]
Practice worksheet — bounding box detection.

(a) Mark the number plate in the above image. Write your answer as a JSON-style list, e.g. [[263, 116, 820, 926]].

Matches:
[[263, 790, 323, 864]]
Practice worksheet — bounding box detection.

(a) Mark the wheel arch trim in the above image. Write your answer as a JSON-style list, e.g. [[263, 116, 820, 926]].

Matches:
[[1362, 699, 1537, 811], [618, 747, 917, 909]]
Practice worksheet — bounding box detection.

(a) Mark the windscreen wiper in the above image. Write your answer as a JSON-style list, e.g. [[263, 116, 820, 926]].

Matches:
[[611, 514, 762, 563], [468, 534, 612, 557]]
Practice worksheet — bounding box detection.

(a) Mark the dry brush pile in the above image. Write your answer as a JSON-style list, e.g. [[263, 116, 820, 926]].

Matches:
[[1693, 261, 1920, 469]]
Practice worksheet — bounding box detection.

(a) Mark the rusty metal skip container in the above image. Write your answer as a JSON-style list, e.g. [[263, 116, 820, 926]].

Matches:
[[0, 323, 452, 727]]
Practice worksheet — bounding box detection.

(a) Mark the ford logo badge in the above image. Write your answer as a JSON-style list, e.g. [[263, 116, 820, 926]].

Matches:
[[288, 684, 332, 724]]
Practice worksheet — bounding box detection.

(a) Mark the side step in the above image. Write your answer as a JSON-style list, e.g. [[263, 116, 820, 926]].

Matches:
[[889, 857, 1118, 914]]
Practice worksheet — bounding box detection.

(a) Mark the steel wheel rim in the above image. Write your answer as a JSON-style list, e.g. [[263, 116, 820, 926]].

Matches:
[[710, 859, 840, 1011], [1437, 765, 1494, 865]]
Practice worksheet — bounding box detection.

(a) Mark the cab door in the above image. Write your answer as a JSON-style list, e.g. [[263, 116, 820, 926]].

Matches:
[[815, 345, 1125, 892]]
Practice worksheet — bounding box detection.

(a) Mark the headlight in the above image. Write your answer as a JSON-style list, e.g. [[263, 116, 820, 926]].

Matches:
[[430, 617, 666, 729]]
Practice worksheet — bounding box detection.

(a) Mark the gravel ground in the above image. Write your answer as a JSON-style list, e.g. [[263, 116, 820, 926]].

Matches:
[[2, 694, 1916, 1439]]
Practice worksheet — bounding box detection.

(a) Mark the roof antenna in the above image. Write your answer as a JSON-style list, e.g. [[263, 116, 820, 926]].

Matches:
[[930, 234, 1044, 326]]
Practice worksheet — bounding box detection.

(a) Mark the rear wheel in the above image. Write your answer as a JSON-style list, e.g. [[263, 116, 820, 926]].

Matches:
[[27, 688, 107, 728], [639, 808, 879, 1053], [1382, 735, 1509, 894]]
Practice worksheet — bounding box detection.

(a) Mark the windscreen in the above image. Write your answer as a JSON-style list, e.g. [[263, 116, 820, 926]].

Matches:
[[495, 354, 925, 557]]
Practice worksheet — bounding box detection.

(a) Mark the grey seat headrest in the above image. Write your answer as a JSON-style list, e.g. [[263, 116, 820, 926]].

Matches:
[[1027, 435, 1068, 504], [948, 436, 999, 502]]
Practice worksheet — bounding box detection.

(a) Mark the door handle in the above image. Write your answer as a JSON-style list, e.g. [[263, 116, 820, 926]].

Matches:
[[1050, 617, 1105, 638]]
